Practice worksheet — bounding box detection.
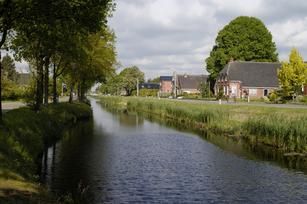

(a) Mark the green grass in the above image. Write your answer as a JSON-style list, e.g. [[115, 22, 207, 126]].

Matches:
[[0, 102, 92, 203], [99, 96, 307, 152]]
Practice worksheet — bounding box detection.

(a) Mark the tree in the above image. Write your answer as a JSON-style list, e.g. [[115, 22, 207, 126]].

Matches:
[[119, 66, 144, 96], [11, 0, 115, 109], [63, 27, 117, 102], [0, 0, 28, 119], [1, 54, 17, 82], [199, 82, 212, 98], [278, 48, 307, 98], [205, 16, 278, 81], [148, 77, 160, 83]]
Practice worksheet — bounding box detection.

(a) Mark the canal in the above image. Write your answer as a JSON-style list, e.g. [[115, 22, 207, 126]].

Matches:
[[41, 99, 307, 203]]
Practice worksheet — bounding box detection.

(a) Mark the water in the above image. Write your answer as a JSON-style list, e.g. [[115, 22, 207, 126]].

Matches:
[[41, 99, 307, 203]]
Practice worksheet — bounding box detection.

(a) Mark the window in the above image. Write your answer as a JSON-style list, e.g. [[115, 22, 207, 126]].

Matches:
[[264, 89, 268, 96]]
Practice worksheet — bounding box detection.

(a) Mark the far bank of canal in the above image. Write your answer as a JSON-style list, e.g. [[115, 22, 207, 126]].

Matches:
[[42, 98, 307, 203]]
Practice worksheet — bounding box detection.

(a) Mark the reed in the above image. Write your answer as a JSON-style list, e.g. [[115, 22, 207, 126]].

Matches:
[[99, 96, 307, 153], [243, 114, 307, 151]]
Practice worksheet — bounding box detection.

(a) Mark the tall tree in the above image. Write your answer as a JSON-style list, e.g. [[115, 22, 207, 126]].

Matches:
[[12, 0, 115, 109], [205, 16, 278, 81], [278, 48, 307, 97], [0, 0, 27, 119], [1, 54, 17, 82], [119, 66, 144, 96], [70, 27, 117, 101]]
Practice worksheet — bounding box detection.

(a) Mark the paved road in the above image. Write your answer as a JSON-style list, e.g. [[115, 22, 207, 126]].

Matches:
[[2, 96, 70, 113], [2, 101, 25, 113], [172, 98, 307, 109]]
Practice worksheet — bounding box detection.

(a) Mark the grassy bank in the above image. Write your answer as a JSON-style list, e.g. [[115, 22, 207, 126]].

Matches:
[[99, 96, 307, 153], [0, 102, 92, 203]]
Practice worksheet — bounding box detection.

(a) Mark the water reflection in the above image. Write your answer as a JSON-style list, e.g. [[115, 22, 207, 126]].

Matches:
[[41, 99, 307, 203], [139, 111, 307, 174]]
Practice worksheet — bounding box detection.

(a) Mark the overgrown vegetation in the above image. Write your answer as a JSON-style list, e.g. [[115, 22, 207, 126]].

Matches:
[[0, 103, 92, 202], [100, 96, 307, 153]]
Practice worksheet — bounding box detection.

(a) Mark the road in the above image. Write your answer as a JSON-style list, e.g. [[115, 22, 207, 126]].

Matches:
[[2, 101, 25, 113], [2, 96, 70, 113]]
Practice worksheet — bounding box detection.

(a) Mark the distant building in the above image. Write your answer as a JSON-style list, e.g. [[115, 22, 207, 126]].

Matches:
[[160, 76, 173, 94], [139, 83, 160, 89], [176, 74, 208, 94], [215, 61, 281, 98]]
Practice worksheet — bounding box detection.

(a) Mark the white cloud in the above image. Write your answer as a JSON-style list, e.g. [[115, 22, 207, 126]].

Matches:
[[109, 0, 307, 78]]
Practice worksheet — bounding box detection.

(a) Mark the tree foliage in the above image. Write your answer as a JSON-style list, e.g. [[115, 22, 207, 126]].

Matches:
[[147, 77, 160, 83], [99, 66, 145, 96], [206, 16, 278, 80], [119, 66, 144, 96], [278, 48, 307, 97], [5, 0, 115, 108], [1, 54, 17, 82]]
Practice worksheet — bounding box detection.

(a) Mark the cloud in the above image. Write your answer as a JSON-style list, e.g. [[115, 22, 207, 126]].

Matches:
[[109, 0, 307, 79]]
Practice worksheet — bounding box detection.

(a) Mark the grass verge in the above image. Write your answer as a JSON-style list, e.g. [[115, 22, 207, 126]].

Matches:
[[0, 102, 92, 203]]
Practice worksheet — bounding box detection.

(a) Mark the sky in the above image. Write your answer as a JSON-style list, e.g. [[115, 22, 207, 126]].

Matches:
[[109, 0, 307, 79]]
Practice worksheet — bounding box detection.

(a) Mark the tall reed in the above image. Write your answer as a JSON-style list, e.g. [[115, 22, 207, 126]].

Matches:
[[99, 96, 307, 152]]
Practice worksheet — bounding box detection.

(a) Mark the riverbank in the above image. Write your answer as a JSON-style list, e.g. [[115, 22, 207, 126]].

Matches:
[[0, 102, 92, 203], [99, 96, 307, 153]]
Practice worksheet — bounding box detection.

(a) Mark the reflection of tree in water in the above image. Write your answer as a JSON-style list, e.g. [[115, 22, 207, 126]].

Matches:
[[41, 121, 100, 203], [118, 111, 144, 127]]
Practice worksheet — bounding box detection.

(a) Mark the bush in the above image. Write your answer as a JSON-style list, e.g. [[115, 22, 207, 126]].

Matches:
[[298, 96, 307, 104], [132, 89, 159, 97]]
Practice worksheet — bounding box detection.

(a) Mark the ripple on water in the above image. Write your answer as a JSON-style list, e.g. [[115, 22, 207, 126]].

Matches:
[[43, 100, 307, 203]]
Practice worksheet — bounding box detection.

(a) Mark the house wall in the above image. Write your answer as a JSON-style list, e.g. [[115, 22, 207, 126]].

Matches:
[[243, 87, 277, 98], [179, 89, 200, 94], [160, 81, 172, 93], [228, 82, 241, 98], [216, 79, 278, 98]]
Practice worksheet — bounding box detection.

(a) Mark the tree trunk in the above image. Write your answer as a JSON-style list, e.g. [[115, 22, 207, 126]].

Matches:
[[44, 57, 50, 105], [53, 64, 57, 104], [77, 83, 81, 101], [69, 84, 74, 103], [80, 80, 86, 102], [35, 59, 44, 111], [0, 51, 2, 122], [0, 29, 8, 121]]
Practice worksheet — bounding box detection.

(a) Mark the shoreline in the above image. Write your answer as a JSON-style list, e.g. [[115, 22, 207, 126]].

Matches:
[[98, 96, 307, 154], [0, 102, 93, 203]]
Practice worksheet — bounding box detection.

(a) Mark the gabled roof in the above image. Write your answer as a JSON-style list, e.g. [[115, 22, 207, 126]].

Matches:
[[177, 74, 208, 89], [219, 61, 281, 87], [160, 76, 172, 81]]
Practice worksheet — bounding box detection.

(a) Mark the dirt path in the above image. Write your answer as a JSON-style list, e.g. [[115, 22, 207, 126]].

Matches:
[[2, 101, 25, 113]]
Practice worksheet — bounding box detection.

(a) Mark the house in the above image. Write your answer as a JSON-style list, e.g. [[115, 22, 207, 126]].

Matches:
[[215, 61, 281, 98], [160, 76, 173, 94], [139, 83, 160, 90], [175, 74, 208, 95]]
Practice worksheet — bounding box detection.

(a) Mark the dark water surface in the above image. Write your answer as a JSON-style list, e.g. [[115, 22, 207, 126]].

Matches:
[[41, 99, 307, 203]]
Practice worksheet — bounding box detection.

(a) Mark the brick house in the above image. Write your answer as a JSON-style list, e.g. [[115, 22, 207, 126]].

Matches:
[[176, 74, 208, 95], [215, 61, 281, 98], [160, 76, 173, 94]]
